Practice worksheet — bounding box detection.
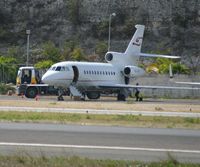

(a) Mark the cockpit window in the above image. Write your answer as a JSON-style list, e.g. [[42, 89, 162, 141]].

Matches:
[[60, 66, 66, 71], [56, 66, 61, 71], [49, 66, 56, 71], [49, 66, 70, 71]]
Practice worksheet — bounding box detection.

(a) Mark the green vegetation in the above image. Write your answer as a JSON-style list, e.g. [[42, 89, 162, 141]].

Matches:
[[92, 21, 109, 38], [0, 27, 12, 42], [70, 48, 86, 61], [121, 19, 136, 37], [34, 40, 87, 68], [0, 154, 199, 167], [67, 0, 81, 25], [0, 83, 15, 94], [145, 49, 190, 74], [0, 111, 199, 129], [172, 13, 187, 27], [41, 41, 61, 63], [95, 41, 107, 60], [34, 60, 54, 70], [155, 57, 190, 74], [61, 40, 78, 60], [0, 56, 18, 83]]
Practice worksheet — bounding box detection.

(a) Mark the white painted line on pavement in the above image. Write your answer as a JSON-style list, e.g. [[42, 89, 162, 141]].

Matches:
[[0, 106, 200, 118], [0, 142, 200, 154]]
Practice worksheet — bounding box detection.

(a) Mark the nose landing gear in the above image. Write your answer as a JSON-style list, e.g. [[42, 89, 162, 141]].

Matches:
[[57, 88, 64, 101]]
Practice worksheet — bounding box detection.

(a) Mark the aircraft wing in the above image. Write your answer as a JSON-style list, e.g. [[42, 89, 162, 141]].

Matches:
[[99, 84, 200, 90], [140, 53, 180, 59], [175, 82, 200, 85]]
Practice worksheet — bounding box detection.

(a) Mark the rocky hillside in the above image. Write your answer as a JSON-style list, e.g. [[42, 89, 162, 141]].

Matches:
[[0, 0, 199, 69]]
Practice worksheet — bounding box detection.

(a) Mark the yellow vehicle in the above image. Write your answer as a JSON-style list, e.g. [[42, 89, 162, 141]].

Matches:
[[16, 66, 40, 85], [16, 66, 57, 98]]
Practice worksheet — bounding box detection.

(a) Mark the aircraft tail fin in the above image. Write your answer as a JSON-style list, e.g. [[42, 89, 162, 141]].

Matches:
[[124, 25, 145, 65]]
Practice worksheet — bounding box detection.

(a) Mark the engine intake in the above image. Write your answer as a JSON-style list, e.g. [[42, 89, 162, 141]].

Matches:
[[105, 53, 113, 62], [124, 67, 131, 75], [123, 66, 145, 78]]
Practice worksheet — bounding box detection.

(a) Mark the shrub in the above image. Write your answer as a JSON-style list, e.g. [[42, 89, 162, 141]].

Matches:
[[0, 83, 15, 95]]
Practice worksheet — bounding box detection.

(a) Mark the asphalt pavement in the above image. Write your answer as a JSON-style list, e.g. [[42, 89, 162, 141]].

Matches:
[[0, 122, 200, 163]]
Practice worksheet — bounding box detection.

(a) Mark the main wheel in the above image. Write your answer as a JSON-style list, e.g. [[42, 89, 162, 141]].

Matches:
[[117, 94, 126, 101], [87, 92, 100, 100], [25, 87, 38, 98]]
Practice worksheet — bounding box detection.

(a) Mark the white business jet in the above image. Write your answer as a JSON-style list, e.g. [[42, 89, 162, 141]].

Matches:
[[42, 25, 198, 101]]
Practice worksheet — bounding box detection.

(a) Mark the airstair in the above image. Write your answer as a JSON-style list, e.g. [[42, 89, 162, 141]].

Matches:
[[69, 84, 82, 97]]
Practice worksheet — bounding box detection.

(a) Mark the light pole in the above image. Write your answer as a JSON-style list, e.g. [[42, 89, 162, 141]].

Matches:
[[108, 13, 116, 51], [26, 30, 31, 66]]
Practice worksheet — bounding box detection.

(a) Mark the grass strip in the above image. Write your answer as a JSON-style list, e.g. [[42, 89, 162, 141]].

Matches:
[[0, 111, 200, 129], [0, 154, 199, 167]]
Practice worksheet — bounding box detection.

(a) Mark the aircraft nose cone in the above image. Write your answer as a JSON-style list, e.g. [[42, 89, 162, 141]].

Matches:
[[41, 74, 50, 84]]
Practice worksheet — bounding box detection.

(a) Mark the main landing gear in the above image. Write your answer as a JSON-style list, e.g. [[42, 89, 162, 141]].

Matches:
[[117, 93, 126, 101]]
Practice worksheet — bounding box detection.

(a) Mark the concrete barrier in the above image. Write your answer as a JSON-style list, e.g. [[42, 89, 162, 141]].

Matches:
[[133, 74, 200, 98]]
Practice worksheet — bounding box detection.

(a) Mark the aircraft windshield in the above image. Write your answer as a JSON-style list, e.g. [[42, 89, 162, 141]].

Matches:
[[49, 66, 70, 71], [56, 66, 61, 71], [49, 66, 56, 71]]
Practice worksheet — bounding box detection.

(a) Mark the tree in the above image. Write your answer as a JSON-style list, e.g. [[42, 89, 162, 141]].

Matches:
[[7, 46, 24, 63], [155, 58, 190, 74], [71, 48, 86, 61], [41, 41, 61, 63], [61, 40, 78, 61], [95, 41, 107, 61], [186, 51, 200, 75], [34, 60, 54, 70], [0, 56, 17, 83], [68, 0, 81, 25]]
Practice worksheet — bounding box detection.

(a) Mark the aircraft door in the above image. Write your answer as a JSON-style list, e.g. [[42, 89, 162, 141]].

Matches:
[[72, 66, 79, 83]]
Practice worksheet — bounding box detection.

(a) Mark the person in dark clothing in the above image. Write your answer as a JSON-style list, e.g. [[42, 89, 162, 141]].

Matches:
[[135, 83, 140, 101]]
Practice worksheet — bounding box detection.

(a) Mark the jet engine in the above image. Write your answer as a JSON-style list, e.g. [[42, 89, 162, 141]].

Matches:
[[123, 66, 145, 78], [105, 52, 124, 64], [105, 53, 113, 62]]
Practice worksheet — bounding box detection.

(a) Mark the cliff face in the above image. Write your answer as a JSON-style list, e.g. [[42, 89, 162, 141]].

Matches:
[[0, 0, 199, 64]]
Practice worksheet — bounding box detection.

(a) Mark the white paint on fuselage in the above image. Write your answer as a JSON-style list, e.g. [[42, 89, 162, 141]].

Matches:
[[42, 61, 124, 89]]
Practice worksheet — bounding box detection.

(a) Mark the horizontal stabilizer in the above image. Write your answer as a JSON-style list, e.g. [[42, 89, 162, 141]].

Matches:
[[140, 53, 180, 59]]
